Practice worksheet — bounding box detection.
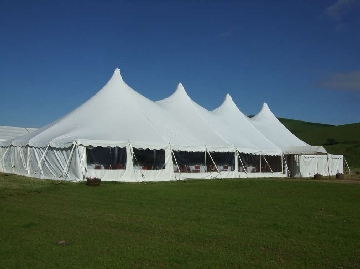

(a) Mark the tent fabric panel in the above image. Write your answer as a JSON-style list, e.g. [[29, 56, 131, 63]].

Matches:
[[298, 154, 343, 177], [250, 103, 310, 151], [156, 84, 234, 151], [299, 155, 318, 177], [209, 95, 282, 155], [329, 155, 343, 175]]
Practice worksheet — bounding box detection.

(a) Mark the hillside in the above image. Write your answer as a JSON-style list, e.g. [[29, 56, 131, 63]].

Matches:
[[277, 118, 333, 136], [278, 119, 360, 170]]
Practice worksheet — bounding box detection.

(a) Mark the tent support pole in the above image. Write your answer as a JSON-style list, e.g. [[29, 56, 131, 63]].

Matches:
[[283, 155, 290, 177], [260, 153, 262, 173], [327, 154, 331, 178], [26, 146, 31, 175], [234, 150, 238, 173]]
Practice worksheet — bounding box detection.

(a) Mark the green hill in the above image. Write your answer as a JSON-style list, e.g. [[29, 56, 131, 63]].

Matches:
[[278, 119, 360, 170], [277, 118, 333, 136]]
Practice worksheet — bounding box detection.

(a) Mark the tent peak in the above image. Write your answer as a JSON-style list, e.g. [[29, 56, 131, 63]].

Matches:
[[225, 94, 232, 101], [114, 68, 121, 75], [219, 93, 234, 107], [259, 103, 272, 115], [174, 83, 188, 95], [177, 83, 184, 90], [113, 68, 123, 80]]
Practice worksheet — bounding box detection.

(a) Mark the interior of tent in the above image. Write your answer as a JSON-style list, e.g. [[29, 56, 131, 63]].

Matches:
[[0, 68, 343, 181]]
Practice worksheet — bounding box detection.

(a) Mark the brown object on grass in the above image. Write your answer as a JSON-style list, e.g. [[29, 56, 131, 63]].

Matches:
[[86, 177, 101, 186]]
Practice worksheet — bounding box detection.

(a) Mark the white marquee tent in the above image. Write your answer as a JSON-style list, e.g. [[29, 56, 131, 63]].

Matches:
[[0, 69, 281, 181], [0, 69, 342, 181], [249, 103, 343, 177]]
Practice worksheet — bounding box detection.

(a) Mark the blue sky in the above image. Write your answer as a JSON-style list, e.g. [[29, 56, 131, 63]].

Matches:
[[1, 0, 359, 128]]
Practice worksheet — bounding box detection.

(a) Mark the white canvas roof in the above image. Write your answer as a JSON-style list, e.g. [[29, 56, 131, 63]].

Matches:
[[2, 69, 233, 152], [249, 103, 326, 154], [155, 83, 234, 152], [4, 69, 167, 148], [0, 126, 37, 141], [1, 69, 322, 155], [191, 94, 281, 155]]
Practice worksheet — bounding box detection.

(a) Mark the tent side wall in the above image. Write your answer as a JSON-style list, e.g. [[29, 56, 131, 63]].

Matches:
[[0, 145, 83, 181], [288, 154, 344, 178], [1, 144, 287, 182]]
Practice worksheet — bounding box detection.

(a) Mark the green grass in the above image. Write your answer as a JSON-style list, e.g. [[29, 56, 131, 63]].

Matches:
[[1, 173, 360, 268]]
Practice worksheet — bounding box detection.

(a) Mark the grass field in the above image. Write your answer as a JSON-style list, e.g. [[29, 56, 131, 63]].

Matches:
[[1, 173, 360, 269]]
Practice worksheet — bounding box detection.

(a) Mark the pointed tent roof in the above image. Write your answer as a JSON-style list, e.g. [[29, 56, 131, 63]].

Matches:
[[6, 69, 171, 148], [249, 103, 326, 154], [194, 94, 281, 155], [156, 83, 233, 151], [3, 69, 233, 152]]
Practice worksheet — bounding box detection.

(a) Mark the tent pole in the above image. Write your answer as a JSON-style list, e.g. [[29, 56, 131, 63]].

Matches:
[[234, 150, 238, 173], [327, 154, 331, 178], [331, 157, 339, 174], [259, 153, 262, 173], [26, 146, 31, 175]]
